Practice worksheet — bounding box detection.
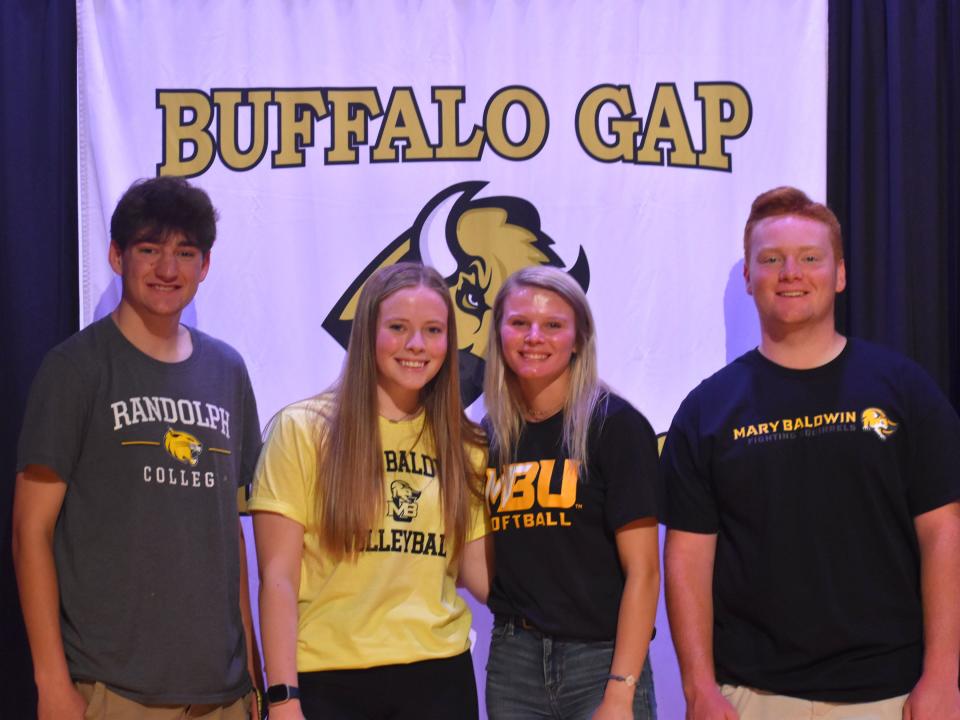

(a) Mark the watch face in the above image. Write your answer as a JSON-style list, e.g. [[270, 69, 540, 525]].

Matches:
[[267, 684, 295, 704]]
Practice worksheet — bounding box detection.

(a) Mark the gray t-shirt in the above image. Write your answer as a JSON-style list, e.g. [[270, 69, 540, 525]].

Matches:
[[17, 316, 261, 705]]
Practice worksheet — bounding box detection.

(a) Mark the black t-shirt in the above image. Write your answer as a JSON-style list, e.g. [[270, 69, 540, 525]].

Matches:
[[661, 338, 960, 702], [486, 392, 660, 640]]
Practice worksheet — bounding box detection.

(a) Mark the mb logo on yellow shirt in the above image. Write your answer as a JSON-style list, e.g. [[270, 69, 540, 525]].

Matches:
[[389, 479, 422, 522]]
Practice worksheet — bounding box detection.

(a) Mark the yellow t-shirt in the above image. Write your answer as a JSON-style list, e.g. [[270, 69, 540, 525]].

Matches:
[[249, 397, 488, 671]]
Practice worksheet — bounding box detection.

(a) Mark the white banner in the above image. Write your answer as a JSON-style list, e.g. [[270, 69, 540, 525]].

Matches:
[[77, 1, 827, 714]]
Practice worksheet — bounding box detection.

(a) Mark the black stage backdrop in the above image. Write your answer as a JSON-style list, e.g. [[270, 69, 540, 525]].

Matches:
[[1, 2, 78, 716], [829, 0, 960, 405], [1, 1, 957, 717]]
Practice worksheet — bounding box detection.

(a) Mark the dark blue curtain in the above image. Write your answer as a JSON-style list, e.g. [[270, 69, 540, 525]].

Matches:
[[1, 2, 78, 716], [829, 0, 960, 408], [2, 1, 957, 717]]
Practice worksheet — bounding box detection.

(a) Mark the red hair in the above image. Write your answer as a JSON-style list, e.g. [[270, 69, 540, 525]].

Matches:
[[744, 186, 843, 260]]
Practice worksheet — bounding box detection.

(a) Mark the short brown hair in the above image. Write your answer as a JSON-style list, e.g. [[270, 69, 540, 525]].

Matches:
[[743, 186, 842, 261], [111, 176, 218, 254]]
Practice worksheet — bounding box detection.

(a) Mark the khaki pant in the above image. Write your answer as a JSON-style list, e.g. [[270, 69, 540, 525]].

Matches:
[[76, 681, 252, 720], [720, 685, 908, 720]]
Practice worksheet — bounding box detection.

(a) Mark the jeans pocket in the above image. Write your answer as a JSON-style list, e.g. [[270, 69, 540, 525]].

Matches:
[[490, 619, 511, 641]]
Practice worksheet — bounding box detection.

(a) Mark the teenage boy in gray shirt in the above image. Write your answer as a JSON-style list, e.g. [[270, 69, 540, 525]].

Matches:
[[13, 177, 262, 720]]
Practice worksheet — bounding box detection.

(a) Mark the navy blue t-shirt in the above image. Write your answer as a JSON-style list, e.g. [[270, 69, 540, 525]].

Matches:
[[662, 339, 960, 702]]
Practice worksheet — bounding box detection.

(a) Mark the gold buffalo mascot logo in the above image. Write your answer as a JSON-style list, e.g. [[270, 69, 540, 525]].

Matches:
[[163, 427, 203, 466], [861, 407, 898, 441], [322, 181, 590, 405], [389, 479, 422, 522]]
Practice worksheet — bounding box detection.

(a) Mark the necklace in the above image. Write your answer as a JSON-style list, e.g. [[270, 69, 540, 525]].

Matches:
[[523, 399, 565, 421], [382, 407, 423, 422]]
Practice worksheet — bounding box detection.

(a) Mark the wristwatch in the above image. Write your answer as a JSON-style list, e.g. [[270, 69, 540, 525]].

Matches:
[[607, 672, 637, 688], [266, 684, 301, 705]]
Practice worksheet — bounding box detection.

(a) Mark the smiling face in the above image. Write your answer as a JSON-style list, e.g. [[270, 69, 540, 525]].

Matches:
[[374, 285, 449, 417], [499, 285, 578, 399], [744, 215, 846, 336], [109, 230, 209, 323]]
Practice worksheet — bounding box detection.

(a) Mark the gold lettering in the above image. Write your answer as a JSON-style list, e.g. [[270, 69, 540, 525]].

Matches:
[[499, 462, 537, 512], [484, 86, 548, 160], [372, 88, 435, 162], [273, 89, 328, 167], [635, 83, 697, 167], [536, 459, 579, 509], [575, 84, 640, 162], [696, 82, 752, 171], [213, 90, 272, 170], [156, 90, 215, 177], [325, 88, 383, 164], [485, 468, 504, 508], [433, 87, 485, 160]]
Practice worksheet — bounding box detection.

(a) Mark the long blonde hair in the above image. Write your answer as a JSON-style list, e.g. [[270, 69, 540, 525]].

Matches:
[[315, 263, 485, 563], [483, 266, 606, 473]]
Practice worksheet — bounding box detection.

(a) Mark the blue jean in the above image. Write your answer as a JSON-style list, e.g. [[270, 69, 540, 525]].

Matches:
[[485, 617, 657, 720]]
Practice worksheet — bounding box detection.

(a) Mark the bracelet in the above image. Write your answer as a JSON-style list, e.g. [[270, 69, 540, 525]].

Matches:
[[607, 672, 637, 688]]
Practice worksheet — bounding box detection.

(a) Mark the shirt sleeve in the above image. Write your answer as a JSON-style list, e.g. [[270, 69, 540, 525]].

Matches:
[[237, 367, 262, 498], [17, 349, 91, 483], [903, 364, 960, 516], [466, 443, 491, 542], [248, 403, 318, 527], [597, 398, 662, 531], [660, 391, 720, 533]]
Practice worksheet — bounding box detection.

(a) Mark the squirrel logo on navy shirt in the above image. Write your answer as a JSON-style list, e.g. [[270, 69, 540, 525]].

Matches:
[[389, 479, 421, 522], [861, 408, 898, 441]]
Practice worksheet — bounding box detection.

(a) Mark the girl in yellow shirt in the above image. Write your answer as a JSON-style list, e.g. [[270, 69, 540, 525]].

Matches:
[[251, 263, 490, 719]]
